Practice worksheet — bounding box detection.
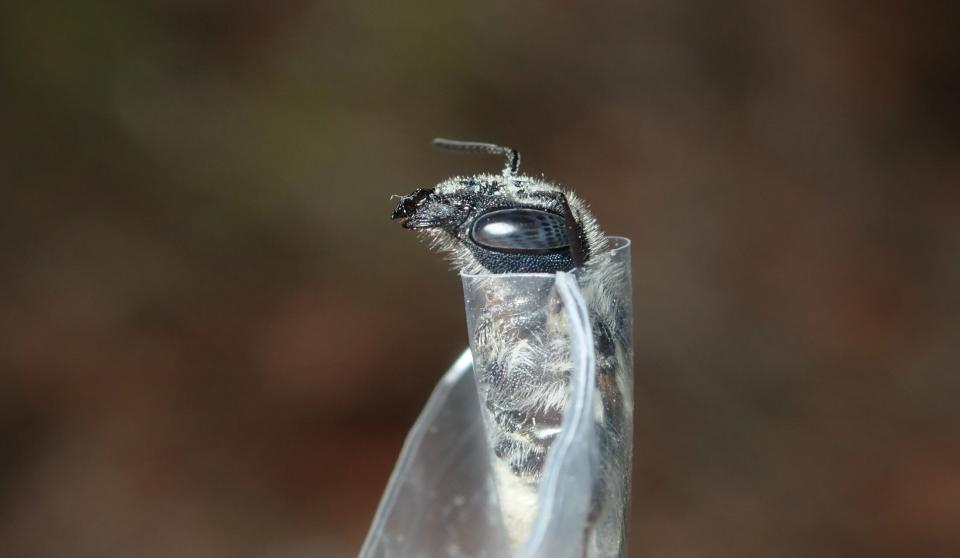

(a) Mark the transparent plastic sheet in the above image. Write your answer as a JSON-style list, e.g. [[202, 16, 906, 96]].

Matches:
[[361, 238, 633, 558], [359, 349, 511, 557]]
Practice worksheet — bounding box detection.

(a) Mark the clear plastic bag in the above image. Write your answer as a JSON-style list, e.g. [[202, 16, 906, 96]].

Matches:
[[361, 238, 633, 558], [359, 349, 511, 557]]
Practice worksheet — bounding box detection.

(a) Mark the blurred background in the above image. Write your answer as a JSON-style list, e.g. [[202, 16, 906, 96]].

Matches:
[[1, 0, 958, 556]]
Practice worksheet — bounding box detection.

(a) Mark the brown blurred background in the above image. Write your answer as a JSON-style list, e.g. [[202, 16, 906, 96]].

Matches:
[[1, 1, 958, 556]]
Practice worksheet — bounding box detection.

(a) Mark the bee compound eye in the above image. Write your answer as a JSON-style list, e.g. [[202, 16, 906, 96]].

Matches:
[[470, 208, 570, 252]]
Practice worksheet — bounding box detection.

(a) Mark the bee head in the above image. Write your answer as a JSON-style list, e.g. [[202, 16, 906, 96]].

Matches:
[[392, 139, 597, 274]]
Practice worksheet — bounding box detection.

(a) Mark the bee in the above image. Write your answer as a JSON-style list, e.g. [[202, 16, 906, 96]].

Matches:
[[392, 139, 632, 556]]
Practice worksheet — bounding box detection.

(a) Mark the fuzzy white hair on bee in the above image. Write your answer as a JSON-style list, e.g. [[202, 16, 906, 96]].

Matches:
[[391, 138, 608, 276]]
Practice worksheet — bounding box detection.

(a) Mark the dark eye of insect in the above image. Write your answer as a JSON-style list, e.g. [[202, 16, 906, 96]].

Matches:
[[470, 208, 570, 253]]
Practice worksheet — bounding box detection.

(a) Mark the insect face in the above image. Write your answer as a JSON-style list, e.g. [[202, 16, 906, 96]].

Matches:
[[392, 139, 600, 274]]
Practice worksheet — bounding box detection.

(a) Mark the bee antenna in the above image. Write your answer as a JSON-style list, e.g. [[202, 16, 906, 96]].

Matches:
[[431, 138, 521, 177]]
